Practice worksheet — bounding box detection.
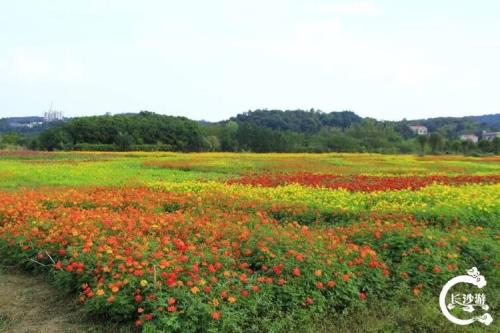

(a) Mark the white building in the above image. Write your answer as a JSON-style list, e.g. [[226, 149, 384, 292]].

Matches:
[[481, 131, 500, 141], [459, 134, 478, 143], [44, 111, 64, 122], [409, 125, 428, 135]]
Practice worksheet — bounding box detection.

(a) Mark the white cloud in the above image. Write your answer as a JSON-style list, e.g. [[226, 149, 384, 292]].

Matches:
[[234, 17, 448, 88], [1, 49, 85, 84], [319, 2, 383, 16]]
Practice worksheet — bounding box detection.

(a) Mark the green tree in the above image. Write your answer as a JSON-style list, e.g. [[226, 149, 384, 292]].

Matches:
[[114, 132, 134, 151], [428, 133, 444, 154], [1, 132, 23, 145], [417, 135, 428, 154], [38, 128, 73, 151], [204, 135, 221, 152], [478, 140, 491, 153]]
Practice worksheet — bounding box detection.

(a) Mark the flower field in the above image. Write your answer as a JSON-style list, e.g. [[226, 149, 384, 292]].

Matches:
[[0, 152, 499, 332]]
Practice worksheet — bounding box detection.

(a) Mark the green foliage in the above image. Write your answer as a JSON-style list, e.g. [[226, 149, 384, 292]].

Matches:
[[233, 109, 362, 132], [1, 132, 24, 145], [417, 135, 428, 154], [34, 112, 205, 152], [429, 133, 444, 153], [18, 110, 500, 155]]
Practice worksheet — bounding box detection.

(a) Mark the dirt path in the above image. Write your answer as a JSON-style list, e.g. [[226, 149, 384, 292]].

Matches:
[[0, 269, 133, 333]]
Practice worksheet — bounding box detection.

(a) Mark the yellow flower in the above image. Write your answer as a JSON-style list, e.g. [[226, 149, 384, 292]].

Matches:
[[140, 279, 148, 287], [96, 289, 105, 296], [191, 286, 200, 294]]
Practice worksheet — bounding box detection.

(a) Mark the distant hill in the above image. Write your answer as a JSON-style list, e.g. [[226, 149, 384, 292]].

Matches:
[[466, 114, 500, 128], [3, 110, 499, 154], [405, 113, 500, 138], [226, 109, 499, 139], [229, 109, 362, 132], [0, 116, 60, 134], [34, 111, 205, 151], [3, 116, 44, 123]]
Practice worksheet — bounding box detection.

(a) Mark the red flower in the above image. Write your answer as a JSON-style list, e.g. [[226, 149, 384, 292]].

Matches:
[[211, 311, 221, 320]]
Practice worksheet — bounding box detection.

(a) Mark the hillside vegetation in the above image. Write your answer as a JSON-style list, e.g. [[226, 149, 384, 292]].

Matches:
[[2, 110, 500, 154]]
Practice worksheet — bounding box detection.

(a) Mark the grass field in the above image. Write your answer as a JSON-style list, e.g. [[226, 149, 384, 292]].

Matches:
[[0, 151, 499, 332]]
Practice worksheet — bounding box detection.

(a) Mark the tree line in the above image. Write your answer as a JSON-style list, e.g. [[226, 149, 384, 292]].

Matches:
[[2, 110, 499, 155]]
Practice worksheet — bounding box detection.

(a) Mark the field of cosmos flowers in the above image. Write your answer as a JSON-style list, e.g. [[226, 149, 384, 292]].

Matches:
[[0, 151, 499, 332]]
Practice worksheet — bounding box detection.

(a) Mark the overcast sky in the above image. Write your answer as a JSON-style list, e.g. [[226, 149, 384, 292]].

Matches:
[[0, 0, 499, 121]]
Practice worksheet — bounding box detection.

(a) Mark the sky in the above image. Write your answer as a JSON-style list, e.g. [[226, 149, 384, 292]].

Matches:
[[0, 0, 499, 121]]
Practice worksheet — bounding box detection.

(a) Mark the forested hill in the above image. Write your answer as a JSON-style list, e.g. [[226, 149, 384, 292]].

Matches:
[[466, 114, 500, 128], [2, 110, 500, 154], [229, 110, 500, 137], [404, 113, 500, 138], [231, 109, 362, 132], [35, 111, 205, 151]]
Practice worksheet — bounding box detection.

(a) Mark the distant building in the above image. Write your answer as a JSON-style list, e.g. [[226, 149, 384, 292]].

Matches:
[[44, 111, 64, 122], [481, 131, 500, 141], [9, 121, 43, 129], [459, 134, 478, 143], [409, 125, 428, 135]]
